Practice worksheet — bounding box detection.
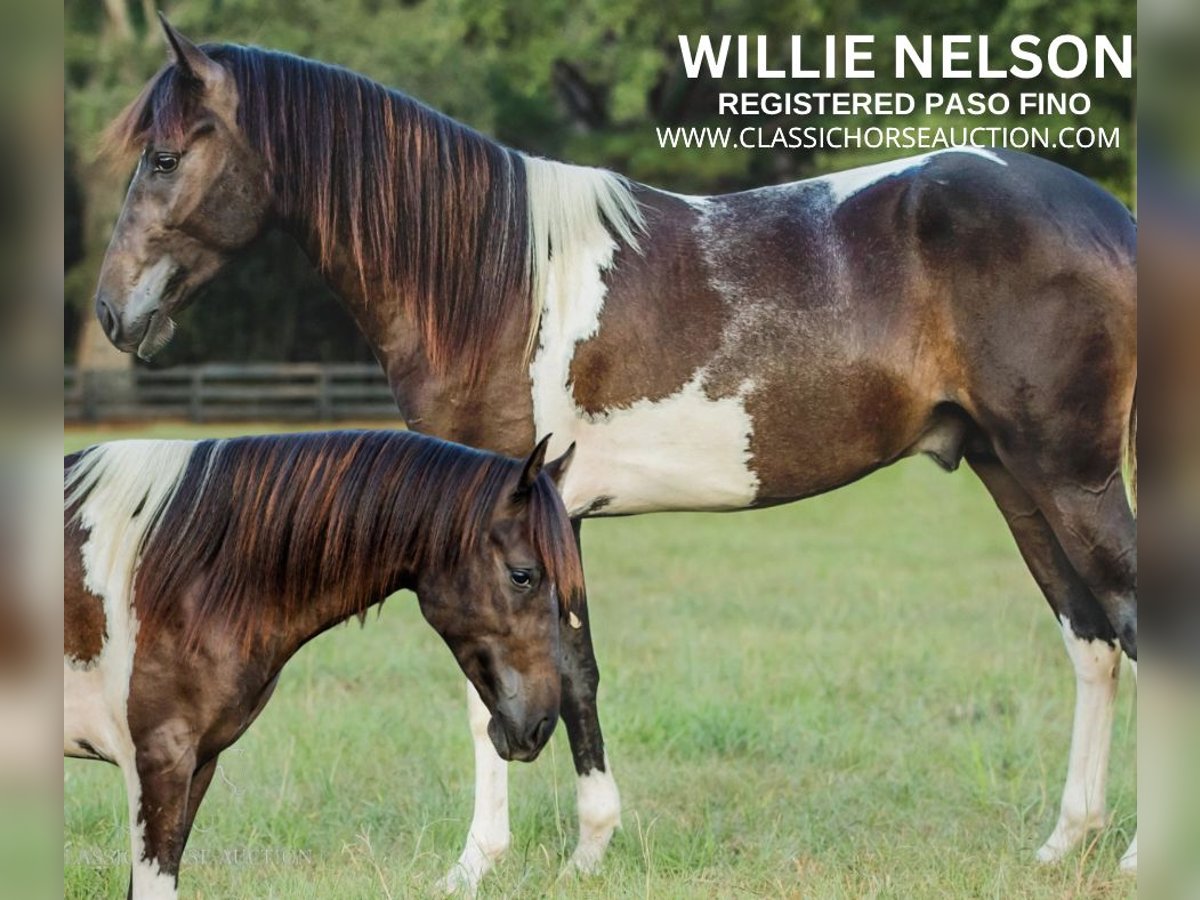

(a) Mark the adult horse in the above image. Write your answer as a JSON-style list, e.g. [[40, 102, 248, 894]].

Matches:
[[65, 429, 580, 898], [92, 17, 1138, 890]]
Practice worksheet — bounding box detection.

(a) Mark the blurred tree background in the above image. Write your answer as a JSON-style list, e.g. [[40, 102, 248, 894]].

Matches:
[[65, 0, 1134, 367]]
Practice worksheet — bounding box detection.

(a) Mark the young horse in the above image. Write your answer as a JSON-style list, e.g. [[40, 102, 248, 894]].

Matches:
[[64, 430, 581, 898], [93, 17, 1137, 890]]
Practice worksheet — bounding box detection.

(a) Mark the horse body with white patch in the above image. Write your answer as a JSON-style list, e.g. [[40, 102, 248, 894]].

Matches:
[[535, 148, 1022, 516], [92, 21, 1137, 894]]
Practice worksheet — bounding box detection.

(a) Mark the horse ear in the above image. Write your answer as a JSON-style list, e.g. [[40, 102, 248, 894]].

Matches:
[[542, 442, 576, 489], [158, 12, 222, 87], [515, 435, 553, 498]]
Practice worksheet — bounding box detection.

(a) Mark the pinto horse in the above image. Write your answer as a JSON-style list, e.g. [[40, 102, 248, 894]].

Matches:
[[92, 17, 1138, 889], [64, 430, 580, 898]]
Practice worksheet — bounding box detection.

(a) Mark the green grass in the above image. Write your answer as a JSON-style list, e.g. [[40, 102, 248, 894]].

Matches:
[[64, 423, 1136, 898]]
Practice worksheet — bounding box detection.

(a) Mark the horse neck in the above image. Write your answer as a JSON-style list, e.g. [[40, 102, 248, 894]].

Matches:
[[268, 558, 415, 662], [278, 219, 422, 371], [277, 216, 536, 451]]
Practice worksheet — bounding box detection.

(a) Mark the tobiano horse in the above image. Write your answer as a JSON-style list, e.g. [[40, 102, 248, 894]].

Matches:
[[64, 429, 581, 898], [91, 16, 1138, 890]]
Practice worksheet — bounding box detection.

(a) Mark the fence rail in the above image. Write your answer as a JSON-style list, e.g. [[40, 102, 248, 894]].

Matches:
[[65, 364, 400, 423]]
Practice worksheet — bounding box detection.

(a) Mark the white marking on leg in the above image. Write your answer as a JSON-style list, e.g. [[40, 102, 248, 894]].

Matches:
[[526, 162, 759, 515], [124, 765, 179, 900], [130, 860, 178, 900], [1037, 615, 1120, 863], [568, 754, 621, 875], [1113, 662, 1132, 873], [818, 148, 1008, 204], [439, 681, 510, 896], [1118, 832, 1137, 871]]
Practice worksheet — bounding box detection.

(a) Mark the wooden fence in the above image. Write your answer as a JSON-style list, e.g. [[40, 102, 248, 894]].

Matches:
[[65, 364, 400, 423]]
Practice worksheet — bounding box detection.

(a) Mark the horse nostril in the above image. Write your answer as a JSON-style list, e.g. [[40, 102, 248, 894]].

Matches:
[[527, 715, 552, 750], [95, 294, 119, 341]]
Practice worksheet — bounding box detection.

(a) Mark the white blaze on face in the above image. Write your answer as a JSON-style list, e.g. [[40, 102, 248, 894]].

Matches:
[[525, 157, 760, 516], [125, 256, 180, 360], [64, 441, 196, 899], [126, 256, 177, 327], [818, 148, 1008, 204]]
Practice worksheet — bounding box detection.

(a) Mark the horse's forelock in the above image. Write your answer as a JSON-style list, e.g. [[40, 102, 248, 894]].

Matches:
[[101, 63, 202, 166], [526, 475, 586, 613]]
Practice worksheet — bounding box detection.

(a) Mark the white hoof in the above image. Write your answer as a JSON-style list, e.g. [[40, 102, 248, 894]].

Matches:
[[1036, 842, 1068, 864], [568, 835, 610, 876], [438, 843, 502, 898], [1118, 834, 1137, 872], [437, 863, 480, 898], [1035, 815, 1104, 864], [436, 865, 473, 897]]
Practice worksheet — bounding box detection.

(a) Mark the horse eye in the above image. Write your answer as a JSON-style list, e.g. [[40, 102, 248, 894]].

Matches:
[[153, 153, 179, 174], [508, 568, 532, 589]]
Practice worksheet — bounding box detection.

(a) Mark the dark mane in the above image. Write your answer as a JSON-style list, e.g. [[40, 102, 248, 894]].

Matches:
[[70, 430, 583, 652], [106, 45, 530, 382]]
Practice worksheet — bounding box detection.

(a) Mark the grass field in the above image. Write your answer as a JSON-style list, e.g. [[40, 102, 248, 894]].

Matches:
[[64, 423, 1136, 898]]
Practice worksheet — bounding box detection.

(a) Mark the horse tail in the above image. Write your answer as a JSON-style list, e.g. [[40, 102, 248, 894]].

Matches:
[[1122, 382, 1137, 515]]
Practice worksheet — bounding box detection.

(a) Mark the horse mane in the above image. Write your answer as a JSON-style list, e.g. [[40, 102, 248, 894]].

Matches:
[[65, 431, 584, 653], [104, 43, 643, 379]]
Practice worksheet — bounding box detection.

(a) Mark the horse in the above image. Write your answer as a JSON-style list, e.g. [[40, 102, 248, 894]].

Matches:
[[91, 16, 1138, 891], [64, 428, 581, 899]]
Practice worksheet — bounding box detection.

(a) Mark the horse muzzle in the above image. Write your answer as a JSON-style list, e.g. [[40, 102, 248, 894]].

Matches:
[[95, 291, 139, 352], [487, 706, 558, 762]]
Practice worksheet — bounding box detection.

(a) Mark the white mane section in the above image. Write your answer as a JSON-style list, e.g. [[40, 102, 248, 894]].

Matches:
[[66, 440, 197, 600], [522, 155, 645, 359]]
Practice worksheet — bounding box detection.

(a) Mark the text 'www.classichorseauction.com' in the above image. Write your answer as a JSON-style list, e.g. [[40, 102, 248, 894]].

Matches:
[[658, 33, 1133, 152]]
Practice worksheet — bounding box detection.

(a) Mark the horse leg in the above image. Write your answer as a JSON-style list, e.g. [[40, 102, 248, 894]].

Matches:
[[1118, 660, 1136, 871], [557, 527, 621, 876], [129, 755, 217, 896], [124, 721, 201, 899], [439, 682, 510, 896], [178, 756, 218, 859], [969, 456, 1124, 864]]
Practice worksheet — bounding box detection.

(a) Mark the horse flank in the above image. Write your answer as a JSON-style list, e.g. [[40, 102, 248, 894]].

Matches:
[[65, 431, 584, 653], [104, 44, 644, 381]]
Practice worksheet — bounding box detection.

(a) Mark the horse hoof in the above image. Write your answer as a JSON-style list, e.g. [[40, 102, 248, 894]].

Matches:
[[1118, 836, 1137, 873], [568, 844, 605, 876], [436, 866, 480, 898], [1035, 840, 1069, 864]]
